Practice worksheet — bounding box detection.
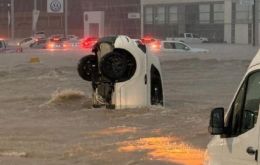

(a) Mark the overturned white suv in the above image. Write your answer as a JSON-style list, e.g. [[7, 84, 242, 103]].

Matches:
[[78, 35, 164, 109]]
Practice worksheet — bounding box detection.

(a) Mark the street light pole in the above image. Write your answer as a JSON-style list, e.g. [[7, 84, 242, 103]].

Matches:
[[64, 0, 68, 37], [32, 0, 37, 35], [7, 3, 10, 39], [253, 0, 259, 46], [253, 0, 256, 46], [10, 0, 14, 39]]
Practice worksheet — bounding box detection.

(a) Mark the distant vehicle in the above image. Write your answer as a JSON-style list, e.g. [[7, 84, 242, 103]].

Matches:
[[0, 39, 7, 52], [46, 40, 64, 49], [205, 50, 260, 165], [30, 38, 47, 49], [66, 35, 79, 41], [158, 41, 209, 53], [173, 33, 208, 44], [81, 37, 98, 49], [62, 40, 80, 49], [46, 35, 66, 49], [48, 34, 65, 42], [33, 31, 46, 39], [140, 36, 161, 51], [17, 37, 36, 48], [141, 36, 158, 44]]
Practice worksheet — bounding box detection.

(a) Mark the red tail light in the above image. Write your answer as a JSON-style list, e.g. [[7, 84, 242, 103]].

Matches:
[[47, 43, 55, 49], [151, 40, 161, 50], [81, 37, 98, 49], [141, 36, 156, 44]]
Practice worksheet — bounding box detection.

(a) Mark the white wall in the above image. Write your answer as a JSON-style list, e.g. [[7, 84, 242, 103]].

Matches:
[[83, 11, 104, 37], [235, 24, 249, 44]]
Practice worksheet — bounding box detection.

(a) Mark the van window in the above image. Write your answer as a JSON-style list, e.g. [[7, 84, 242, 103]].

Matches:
[[241, 72, 260, 132], [175, 43, 187, 50], [163, 42, 176, 49], [225, 71, 260, 136], [0, 42, 2, 48]]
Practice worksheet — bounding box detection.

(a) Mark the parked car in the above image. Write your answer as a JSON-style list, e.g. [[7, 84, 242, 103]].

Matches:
[[66, 35, 79, 41], [205, 50, 260, 165], [17, 37, 36, 48], [78, 35, 164, 109], [173, 33, 208, 44], [62, 40, 80, 49], [0, 39, 7, 52], [45, 34, 68, 49], [150, 40, 208, 53], [30, 38, 47, 49]]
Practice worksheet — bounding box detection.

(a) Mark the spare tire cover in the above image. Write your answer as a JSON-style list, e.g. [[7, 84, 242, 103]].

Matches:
[[77, 55, 98, 81]]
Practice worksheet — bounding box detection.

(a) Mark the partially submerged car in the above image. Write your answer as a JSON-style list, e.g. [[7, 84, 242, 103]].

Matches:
[[78, 35, 164, 109], [17, 37, 36, 48], [160, 41, 209, 53], [205, 50, 260, 165], [148, 40, 208, 53]]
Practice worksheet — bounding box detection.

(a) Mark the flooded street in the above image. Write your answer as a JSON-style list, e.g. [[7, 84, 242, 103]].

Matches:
[[0, 44, 257, 165]]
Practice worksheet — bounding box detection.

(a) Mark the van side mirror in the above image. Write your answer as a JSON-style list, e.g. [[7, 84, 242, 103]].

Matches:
[[243, 110, 256, 130], [209, 107, 225, 135]]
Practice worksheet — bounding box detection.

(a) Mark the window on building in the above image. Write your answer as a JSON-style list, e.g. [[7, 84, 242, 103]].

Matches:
[[169, 6, 178, 24], [214, 3, 224, 23], [155, 6, 165, 24], [236, 3, 252, 23], [199, 4, 210, 24], [144, 7, 153, 24]]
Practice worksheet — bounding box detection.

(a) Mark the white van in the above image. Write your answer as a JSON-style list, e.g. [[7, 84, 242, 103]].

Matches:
[[205, 50, 260, 165]]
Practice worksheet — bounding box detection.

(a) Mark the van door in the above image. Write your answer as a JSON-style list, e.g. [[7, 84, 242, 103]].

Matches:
[[221, 71, 260, 165]]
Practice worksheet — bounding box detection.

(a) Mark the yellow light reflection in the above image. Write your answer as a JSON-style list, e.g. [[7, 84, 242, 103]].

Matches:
[[85, 126, 138, 137], [118, 137, 204, 165]]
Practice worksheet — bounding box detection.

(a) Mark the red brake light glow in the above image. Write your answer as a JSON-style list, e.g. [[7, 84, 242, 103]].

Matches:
[[81, 37, 98, 49]]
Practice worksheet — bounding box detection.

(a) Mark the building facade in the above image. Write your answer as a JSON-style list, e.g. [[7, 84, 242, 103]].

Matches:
[[0, 0, 259, 44], [0, 0, 141, 38], [141, 0, 225, 42], [141, 0, 260, 45]]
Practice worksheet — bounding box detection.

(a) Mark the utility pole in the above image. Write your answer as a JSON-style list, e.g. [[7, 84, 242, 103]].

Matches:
[[10, 0, 14, 39], [253, 0, 259, 46], [7, 3, 10, 39], [34, 0, 37, 10], [253, 0, 256, 46], [33, 0, 37, 35], [64, 0, 68, 37]]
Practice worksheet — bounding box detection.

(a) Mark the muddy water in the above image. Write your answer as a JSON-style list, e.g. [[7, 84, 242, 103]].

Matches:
[[0, 45, 257, 164]]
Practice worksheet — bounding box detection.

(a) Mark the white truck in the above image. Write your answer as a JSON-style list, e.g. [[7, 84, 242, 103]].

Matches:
[[205, 50, 260, 165], [173, 33, 208, 44]]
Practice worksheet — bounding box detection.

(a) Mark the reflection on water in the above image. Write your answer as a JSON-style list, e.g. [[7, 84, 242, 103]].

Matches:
[[85, 126, 138, 137], [118, 137, 204, 165]]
